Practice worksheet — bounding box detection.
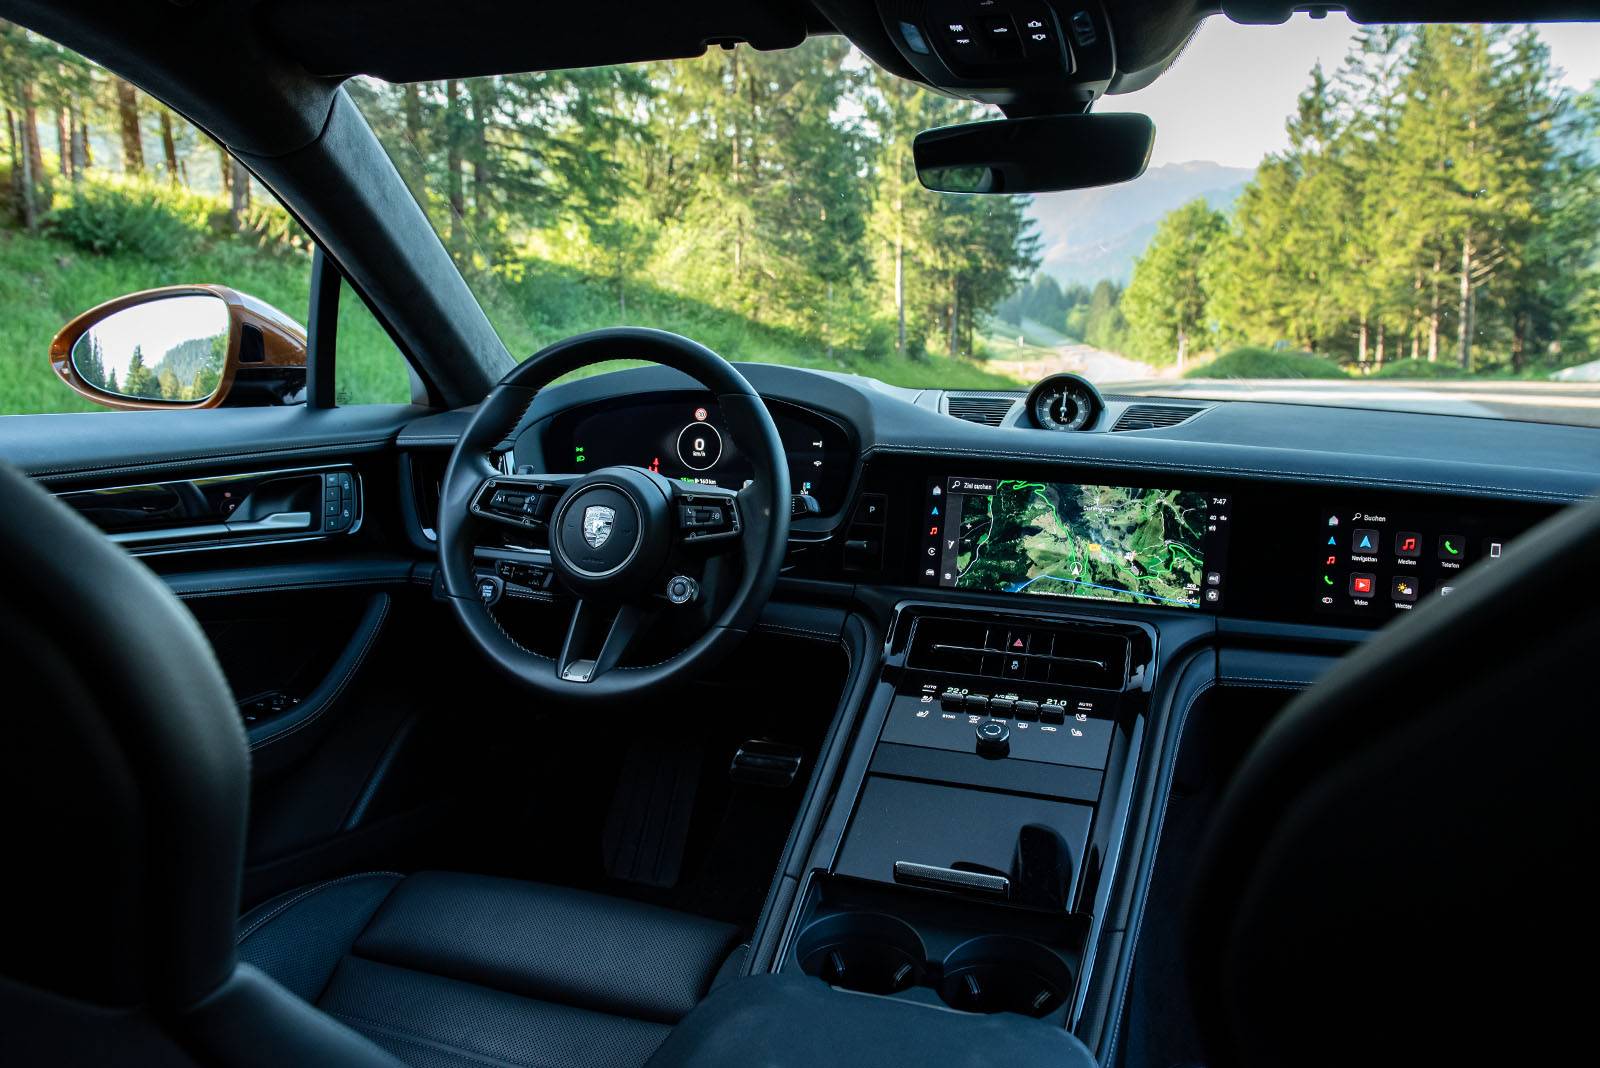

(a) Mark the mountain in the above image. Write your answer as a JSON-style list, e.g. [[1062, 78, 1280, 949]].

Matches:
[[1028, 161, 1255, 287], [154, 336, 224, 386]]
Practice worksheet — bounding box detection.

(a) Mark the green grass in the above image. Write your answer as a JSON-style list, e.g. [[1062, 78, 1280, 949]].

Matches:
[[1367, 358, 1469, 379], [0, 228, 413, 414], [1185, 346, 1347, 379], [458, 256, 1022, 390], [3, 223, 1019, 416]]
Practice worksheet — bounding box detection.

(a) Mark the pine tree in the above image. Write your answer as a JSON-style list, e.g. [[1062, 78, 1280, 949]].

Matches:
[[1123, 199, 1229, 369]]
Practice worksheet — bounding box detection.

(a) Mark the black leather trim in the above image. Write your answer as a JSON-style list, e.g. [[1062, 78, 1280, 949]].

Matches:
[[237, 871, 738, 1068], [644, 974, 1097, 1068], [247, 593, 392, 765], [184, 964, 408, 1068], [354, 873, 739, 1024], [1185, 495, 1600, 1065], [163, 558, 416, 601], [0, 405, 427, 486], [745, 612, 877, 975], [0, 461, 247, 1011]]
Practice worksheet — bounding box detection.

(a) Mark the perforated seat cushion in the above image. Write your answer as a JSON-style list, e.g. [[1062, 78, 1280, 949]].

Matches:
[[237, 871, 740, 1068]]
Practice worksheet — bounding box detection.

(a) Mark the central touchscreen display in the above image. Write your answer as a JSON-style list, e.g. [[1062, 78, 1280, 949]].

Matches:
[[922, 476, 1230, 609]]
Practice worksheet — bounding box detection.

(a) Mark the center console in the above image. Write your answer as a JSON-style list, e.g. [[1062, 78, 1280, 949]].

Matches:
[[774, 601, 1159, 1025], [765, 456, 1558, 1046]]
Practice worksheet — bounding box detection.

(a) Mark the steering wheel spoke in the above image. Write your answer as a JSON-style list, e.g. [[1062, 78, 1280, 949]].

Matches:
[[468, 473, 579, 534], [557, 599, 657, 683]]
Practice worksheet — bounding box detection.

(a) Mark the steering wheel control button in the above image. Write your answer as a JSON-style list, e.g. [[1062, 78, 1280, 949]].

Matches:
[[675, 422, 723, 471], [665, 575, 699, 605], [975, 719, 1011, 758], [677, 493, 740, 542], [476, 575, 503, 606]]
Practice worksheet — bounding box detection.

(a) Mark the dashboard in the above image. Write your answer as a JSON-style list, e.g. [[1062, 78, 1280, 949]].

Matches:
[[391, 359, 1596, 638]]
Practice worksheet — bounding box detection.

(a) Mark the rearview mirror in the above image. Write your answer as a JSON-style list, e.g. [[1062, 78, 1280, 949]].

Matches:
[[50, 285, 308, 410], [914, 113, 1155, 194]]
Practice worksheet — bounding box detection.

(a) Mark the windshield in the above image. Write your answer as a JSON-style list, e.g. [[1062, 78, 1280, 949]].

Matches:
[[351, 14, 1600, 425]]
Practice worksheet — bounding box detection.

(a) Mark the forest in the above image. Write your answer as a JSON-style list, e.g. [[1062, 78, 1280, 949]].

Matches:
[[1002, 25, 1600, 377], [1, 24, 1040, 416], [5, 20, 1599, 420]]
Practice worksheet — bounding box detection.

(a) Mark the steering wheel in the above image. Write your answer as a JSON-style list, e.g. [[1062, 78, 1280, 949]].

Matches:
[[437, 328, 790, 700]]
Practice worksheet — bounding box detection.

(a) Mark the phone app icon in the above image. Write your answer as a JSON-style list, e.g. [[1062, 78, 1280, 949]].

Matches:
[[1395, 531, 1422, 558], [1391, 577, 1418, 602], [1352, 528, 1379, 554], [1437, 535, 1466, 562], [1349, 573, 1376, 597]]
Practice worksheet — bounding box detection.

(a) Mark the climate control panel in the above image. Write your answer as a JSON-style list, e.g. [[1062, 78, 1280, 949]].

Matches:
[[880, 680, 1115, 771]]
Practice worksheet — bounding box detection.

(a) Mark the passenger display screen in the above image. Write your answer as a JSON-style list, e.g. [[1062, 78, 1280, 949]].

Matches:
[[921, 477, 1231, 610]]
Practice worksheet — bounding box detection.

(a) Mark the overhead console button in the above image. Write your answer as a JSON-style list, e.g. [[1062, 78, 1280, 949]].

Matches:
[[982, 16, 1022, 57]]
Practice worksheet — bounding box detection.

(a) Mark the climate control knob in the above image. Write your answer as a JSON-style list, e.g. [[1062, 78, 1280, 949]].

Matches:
[[975, 719, 1011, 759]]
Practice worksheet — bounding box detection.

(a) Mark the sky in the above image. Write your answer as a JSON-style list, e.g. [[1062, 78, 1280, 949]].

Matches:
[[76, 295, 228, 384], [1104, 13, 1600, 168]]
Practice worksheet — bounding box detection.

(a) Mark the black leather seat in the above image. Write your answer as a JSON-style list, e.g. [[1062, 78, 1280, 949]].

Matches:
[[237, 871, 738, 1068], [0, 460, 735, 1067], [1183, 494, 1600, 1066]]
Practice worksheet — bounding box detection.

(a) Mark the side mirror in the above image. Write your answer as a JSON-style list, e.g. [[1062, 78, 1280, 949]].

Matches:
[[914, 113, 1155, 194], [49, 285, 307, 410]]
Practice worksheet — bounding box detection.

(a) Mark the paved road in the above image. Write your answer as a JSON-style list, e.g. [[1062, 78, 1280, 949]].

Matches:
[[1106, 378, 1600, 428], [987, 343, 1157, 384]]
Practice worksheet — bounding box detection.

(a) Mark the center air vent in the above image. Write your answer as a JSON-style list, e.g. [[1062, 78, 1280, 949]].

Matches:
[[1111, 404, 1205, 431], [945, 393, 1021, 426], [908, 617, 1130, 691]]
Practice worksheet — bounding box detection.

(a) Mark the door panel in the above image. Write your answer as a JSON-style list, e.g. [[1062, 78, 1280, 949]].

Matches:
[[0, 402, 463, 906]]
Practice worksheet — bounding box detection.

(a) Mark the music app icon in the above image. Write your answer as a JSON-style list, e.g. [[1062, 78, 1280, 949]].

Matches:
[[1394, 531, 1422, 559]]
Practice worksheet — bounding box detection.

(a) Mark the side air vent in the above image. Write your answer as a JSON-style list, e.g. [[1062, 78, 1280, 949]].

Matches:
[[945, 393, 1021, 426], [1111, 404, 1205, 431], [908, 616, 1130, 691]]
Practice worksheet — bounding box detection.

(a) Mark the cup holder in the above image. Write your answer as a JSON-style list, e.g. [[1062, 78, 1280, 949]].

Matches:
[[795, 913, 926, 996], [936, 935, 1074, 1017]]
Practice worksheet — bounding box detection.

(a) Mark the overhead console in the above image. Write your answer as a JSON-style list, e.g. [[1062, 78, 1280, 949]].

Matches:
[[875, 0, 1117, 114]]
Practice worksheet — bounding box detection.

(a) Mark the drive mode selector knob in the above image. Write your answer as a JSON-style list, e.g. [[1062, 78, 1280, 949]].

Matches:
[[975, 719, 1010, 758], [665, 575, 699, 605]]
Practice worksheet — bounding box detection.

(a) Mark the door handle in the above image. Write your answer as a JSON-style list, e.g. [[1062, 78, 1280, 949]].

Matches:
[[224, 511, 312, 534]]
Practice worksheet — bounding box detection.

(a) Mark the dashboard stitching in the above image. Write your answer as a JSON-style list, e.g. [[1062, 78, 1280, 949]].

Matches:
[[1219, 677, 1320, 688], [29, 439, 391, 481], [1105, 677, 1310, 1065], [754, 623, 841, 642], [861, 444, 1587, 503], [250, 595, 391, 751]]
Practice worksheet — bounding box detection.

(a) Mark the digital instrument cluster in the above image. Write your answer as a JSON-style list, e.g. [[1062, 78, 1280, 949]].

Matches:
[[542, 395, 854, 515]]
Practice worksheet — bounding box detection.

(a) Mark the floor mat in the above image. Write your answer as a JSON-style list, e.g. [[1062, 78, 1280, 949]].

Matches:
[[601, 740, 703, 888]]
